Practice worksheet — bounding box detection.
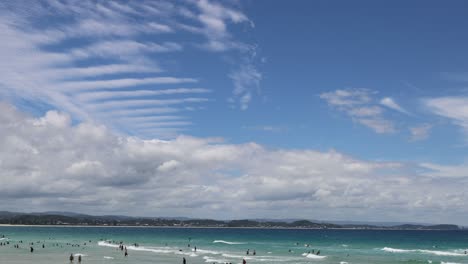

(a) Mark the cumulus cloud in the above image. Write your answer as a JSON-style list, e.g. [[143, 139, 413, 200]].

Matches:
[[320, 89, 396, 133], [2, 103, 468, 223]]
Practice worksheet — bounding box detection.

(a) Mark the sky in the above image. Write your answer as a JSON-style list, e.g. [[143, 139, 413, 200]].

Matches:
[[1, 0, 468, 225]]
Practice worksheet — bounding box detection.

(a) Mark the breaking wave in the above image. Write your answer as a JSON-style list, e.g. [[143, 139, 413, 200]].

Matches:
[[213, 240, 246, 245], [381, 247, 467, 256]]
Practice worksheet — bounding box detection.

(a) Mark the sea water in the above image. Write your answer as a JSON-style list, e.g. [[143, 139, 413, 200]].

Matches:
[[0, 226, 467, 264]]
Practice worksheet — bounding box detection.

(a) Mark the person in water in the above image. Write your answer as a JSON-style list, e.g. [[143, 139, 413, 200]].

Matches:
[[78, 255, 82, 263], [253, 250, 256, 255], [246, 249, 249, 255], [243, 258, 247, 264], [124, 248, 128, 257], [69, 254, 74, 263], [30, 246, 34, 253], [183, 257, 187, 264]]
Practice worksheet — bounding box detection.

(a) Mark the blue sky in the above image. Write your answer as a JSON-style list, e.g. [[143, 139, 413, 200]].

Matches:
[[1, 0, 468, 224]]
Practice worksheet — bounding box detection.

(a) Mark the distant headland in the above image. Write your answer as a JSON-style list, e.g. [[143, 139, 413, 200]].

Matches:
[[0, 211, 461, 230]]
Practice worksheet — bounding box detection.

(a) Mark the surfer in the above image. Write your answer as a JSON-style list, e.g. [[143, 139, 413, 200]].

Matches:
[[316, 250, 321, 255]]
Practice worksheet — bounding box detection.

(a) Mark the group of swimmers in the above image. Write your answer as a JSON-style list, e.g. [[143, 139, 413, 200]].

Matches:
[[69, 253, 82, 263], [246, 248, 256, 255], [118, 243, 129, 257], [0, 233, 94, 263], [291, 241, 322, 256]]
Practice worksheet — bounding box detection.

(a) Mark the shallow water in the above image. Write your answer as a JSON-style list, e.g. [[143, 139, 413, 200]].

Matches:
[[0, 226, 467, 264]]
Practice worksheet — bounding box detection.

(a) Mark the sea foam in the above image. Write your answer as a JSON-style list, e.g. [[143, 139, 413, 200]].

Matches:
[[381, 247, 467, 256], [213, 240, 246, 245], [305, 253, 326, 259], [98, 241, 119, 248]]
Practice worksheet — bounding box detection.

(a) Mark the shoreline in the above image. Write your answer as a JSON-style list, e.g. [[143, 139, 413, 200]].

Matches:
[[0, 224, 463, 231]]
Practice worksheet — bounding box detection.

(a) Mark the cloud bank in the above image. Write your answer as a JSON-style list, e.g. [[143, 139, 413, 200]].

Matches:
[[2, 103, 468, 223]]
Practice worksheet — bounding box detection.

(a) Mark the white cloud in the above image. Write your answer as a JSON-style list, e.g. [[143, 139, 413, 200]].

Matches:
[[424, 96, 468, 137], [0, 0, 260, 136], [320, 89, 396, 134], [69, 40, 183, 60], [87, 98, 209, 111], [77, 88, 210, 102], [51, 64, 162, 79], [194, 0, 251, 52], [419, 162, 468, 178], [60, 77, 198, 91], [2, 103, 468, 223], [380, 97, 410, 114]]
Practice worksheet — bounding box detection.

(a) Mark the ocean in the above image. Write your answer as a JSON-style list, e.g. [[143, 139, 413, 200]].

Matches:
[[0, 226, 467, 264]]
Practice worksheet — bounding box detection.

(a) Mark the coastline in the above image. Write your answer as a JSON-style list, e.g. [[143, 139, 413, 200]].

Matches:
[[0, 224, 463, 231]]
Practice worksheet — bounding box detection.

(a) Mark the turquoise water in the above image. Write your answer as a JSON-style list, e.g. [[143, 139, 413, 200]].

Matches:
[[0, 226, 467, 264]]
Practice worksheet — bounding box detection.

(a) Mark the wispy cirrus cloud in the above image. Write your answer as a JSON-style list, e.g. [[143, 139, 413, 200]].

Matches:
[[0, 0, 260, 137], [77, 88, 211, 102], [424, 96, 468, 138], [229, 63, 262, 110], [320, 89, 397, 134], [380, 97, 410, 115]]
